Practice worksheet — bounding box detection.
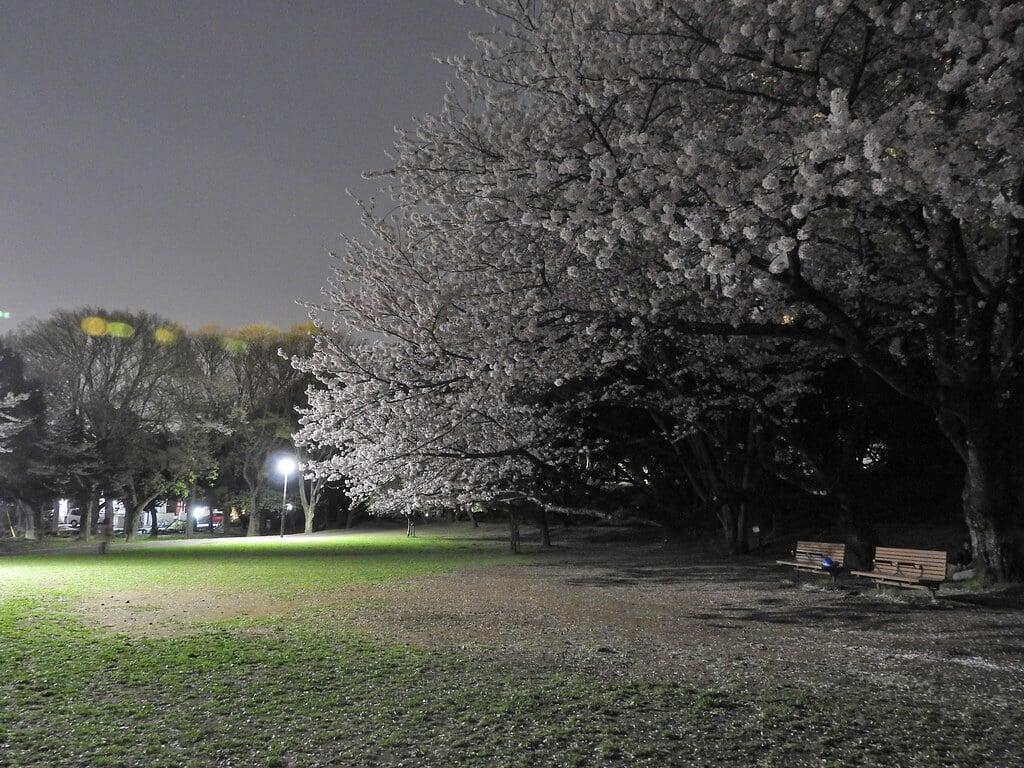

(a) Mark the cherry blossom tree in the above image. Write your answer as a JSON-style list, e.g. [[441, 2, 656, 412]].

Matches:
[[295, 292, 576, 534], [0, 391, 28, 454], [0, 346, 41, 538], [0, 345, 32, 456], [303, 1, 1023, 577]]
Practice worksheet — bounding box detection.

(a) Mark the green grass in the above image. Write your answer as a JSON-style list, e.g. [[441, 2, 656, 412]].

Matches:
[[1, 531, 1020, 767], [0, 532, 496, 598]]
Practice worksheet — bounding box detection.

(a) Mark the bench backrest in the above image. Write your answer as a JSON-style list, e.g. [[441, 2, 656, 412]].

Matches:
[[794, 541, 845, 567], [871, 546, 947, 582]]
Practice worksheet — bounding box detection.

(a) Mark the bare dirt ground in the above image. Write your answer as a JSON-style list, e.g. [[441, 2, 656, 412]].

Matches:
[[95, 523, 1024, 701], [347, 527, 1024, 703]]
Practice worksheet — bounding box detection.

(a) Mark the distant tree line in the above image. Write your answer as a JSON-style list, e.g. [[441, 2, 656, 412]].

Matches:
[[0, 308, 337, 541]]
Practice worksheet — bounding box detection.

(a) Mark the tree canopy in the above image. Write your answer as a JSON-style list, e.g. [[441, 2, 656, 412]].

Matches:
[[299, 1, 1023, 578]]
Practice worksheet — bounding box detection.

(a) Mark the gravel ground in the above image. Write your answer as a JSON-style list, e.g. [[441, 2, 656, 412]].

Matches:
[[92, 523, 1024, 696], [347, 529, 1024, 693]]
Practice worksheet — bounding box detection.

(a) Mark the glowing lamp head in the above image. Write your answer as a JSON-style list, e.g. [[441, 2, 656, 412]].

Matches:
[[277, 457, 297, 477]]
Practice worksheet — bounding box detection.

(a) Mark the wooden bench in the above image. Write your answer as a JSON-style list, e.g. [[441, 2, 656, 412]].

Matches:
[[776, 541, 846, 584], [851, 546, 947, 597]]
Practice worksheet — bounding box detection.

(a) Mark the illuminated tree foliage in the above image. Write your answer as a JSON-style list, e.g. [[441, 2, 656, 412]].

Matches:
[[300, 1, 1023, 577], [0, 345, 39, 537], [0, 392, 28, 454]]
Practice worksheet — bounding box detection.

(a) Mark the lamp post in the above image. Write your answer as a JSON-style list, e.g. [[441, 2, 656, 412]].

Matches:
[[277, 457, 296, 538]]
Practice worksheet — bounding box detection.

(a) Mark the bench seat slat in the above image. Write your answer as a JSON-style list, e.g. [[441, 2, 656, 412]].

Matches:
[[777, 560, 835, 571], [777, 541, 845, 583], [851, 573, 937, 581], [852, 546, 947, 595]]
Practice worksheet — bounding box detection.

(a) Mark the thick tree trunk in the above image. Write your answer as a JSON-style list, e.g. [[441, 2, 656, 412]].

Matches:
[[538, 507, 551, 548], [124, 495, 158, 543], [716, 505, 741, 552], [717, 503, 745, 555], [124, 501, 142, 543], [934, 386, 1022, 583], [78, 493, 97, 543], [246, 500, 260, 537], [834, 488, 877, 571], [18, 500, 36, 540], [961, 432, 1021, 582], [508, 512, 521, 553], [299, 477, 316, 534], [832, 394, 877, 569]]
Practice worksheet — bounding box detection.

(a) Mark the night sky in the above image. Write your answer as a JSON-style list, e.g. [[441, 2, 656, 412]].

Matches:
[[1, 0, 489, 332]]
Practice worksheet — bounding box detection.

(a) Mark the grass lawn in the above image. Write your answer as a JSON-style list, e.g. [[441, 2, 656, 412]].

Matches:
[[1, 527, 1020, 767]]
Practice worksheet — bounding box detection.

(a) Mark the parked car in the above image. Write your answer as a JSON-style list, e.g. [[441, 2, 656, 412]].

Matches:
[[159, 519, 187, 534], [154, 514, 223, 534], [193, 511, 224, 530]]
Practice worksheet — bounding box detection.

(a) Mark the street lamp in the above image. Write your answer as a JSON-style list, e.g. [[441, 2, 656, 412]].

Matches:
[[277, 457, 296, 538]]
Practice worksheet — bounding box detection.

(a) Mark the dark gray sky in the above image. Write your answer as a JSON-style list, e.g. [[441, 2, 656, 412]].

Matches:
[[1, 0, 489, 332]]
